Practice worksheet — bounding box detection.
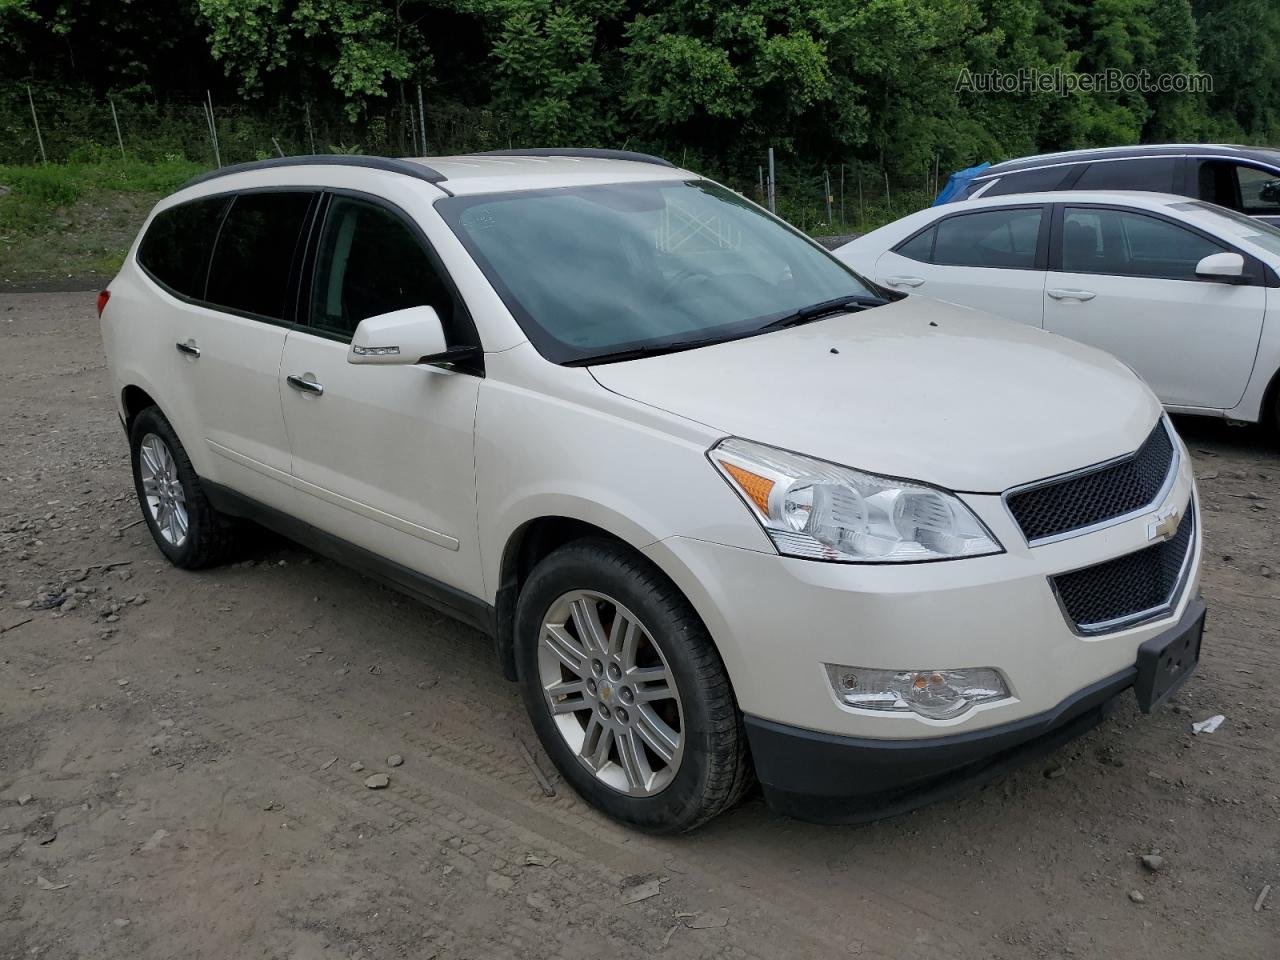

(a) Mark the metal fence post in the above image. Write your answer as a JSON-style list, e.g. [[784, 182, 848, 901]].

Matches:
[[767, 147, 776, 213], [304, 102, 317, 154], [417, 83, 427, 155], [109, 96, 126, 161], [26, 86, 47, 165], [205, 90, 222, 167]]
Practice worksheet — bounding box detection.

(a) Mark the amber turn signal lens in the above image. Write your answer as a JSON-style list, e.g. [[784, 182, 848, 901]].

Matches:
[[722, 462, 774, 514]]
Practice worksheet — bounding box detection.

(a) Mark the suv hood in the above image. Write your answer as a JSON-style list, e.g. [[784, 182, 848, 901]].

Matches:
[[588, 298, 1162, 493]]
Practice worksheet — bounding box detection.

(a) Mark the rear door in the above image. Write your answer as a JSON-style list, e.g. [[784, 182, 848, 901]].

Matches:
[[1044, 203, 1266, 409], [873, 204, 1049, 328], [278, 191, 484, 597], [151, 189, 315, 512]]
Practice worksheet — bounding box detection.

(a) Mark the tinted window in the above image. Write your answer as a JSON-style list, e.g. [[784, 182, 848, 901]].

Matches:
[[137, 197, 229, 298], [1234, 165, 1280, 214], [932, 208, 1042, 268], [437, 181, 876, 364], [206, 192, 314, 320], [981, 166, 1074, 197], [1074, 157, 1177, 193], [310, 196, 456, 341], [1061, 208, 1224, 279], [895, 226, 935, 262]]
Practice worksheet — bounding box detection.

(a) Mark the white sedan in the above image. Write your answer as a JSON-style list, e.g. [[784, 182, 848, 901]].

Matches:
[[835, 191, 1280, 430]]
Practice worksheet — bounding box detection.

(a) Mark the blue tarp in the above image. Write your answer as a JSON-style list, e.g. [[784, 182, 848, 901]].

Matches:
[[932, 162, 990, 206]]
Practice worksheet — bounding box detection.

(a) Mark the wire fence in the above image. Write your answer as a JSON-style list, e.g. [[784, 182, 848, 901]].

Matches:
[[1, 83, 939, 236]]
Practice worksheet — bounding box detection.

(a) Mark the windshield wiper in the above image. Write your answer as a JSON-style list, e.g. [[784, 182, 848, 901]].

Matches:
[[756, 294, 888, 333], [564, 335, 731, 366]]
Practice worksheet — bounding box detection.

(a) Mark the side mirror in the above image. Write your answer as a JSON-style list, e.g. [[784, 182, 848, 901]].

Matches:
[[1195, 252, 1245, 282], [347, 306, 447, 365]]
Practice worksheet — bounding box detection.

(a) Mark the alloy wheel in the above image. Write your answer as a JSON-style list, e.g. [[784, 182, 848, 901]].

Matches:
[[537, 590, 685, 797], [138, 433, 189, 547]]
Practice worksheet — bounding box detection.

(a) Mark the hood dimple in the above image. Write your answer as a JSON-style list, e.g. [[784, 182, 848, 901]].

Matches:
[[588, 298, 1162, 492]]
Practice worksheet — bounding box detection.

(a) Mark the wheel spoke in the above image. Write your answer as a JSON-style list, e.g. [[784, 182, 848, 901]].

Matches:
[[608, 614, 638, 664], [628, 665, 673, 703], [579, 714, 612, 771], [173, 505, 189, 539], [545, 679, 590, 714], [543, 624, 587, 676], [633, 705, 679, 764], [140, 442, 162, 478], [569, 598, 608, 655], [616, 730, 650, 792], [141, 477, 162, 497]]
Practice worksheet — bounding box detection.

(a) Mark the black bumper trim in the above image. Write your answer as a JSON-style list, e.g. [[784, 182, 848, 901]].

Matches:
[[746, 597, 1206, 824]]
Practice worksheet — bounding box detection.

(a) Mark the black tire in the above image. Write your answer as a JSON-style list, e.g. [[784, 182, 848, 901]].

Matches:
[[129, 406, 238, 569], [515, 538, 751, 832]]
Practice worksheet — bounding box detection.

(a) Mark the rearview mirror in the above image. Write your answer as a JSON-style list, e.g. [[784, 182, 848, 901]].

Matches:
[[1195, 252, 1245, 281], [347, 305, 447, 365]]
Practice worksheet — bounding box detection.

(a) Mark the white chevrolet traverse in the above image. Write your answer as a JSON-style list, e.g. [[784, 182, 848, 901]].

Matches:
[[98, 151, 1205, 830]]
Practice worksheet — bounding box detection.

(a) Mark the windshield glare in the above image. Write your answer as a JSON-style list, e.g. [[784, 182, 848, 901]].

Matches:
[[438, 180, 876, 363], [1182, 200, 1280, 257]]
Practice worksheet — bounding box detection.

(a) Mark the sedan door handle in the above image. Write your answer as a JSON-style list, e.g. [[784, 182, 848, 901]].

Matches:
[[1047, 288, 1096, 301], [175, 339, 201, 358], [884, 275, 925, 288], [286, 374, 324, 397]]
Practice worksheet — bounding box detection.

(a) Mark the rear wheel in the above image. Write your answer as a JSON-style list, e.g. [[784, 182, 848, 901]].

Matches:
[[129, 406, 238, 569], [515, 538, 751, 832]]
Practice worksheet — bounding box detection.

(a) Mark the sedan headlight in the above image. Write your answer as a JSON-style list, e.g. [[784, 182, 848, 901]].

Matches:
[[709, 438, 1002, 563]]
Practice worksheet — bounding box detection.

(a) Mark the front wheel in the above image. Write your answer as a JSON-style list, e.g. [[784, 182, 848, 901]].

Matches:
[[515, 538, 751, 832]]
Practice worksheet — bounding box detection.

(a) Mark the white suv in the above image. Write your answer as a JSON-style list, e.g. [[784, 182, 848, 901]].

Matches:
[[98, 150, 1205, 831]]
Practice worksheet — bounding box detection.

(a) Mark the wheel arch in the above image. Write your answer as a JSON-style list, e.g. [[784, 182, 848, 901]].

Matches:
[[121, 383, 159, 431]]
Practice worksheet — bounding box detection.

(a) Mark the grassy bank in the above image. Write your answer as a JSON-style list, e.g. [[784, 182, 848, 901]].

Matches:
[[0, 158, 927, 285], [0, 159, 202, 284]]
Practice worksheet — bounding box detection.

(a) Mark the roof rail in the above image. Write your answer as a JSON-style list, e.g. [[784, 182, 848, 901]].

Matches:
[[180, 155, 448, 191], [472, 148, 677, 168]]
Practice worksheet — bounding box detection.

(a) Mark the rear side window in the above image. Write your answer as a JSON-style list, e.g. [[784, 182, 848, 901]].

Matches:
[[137, 197, 229, 299], [894, 226, 935, 262], [932, 208, 1043, 269], [981, 166, 1074, 197], [309, 196, 456, 341], [1073, 158, 1177, 193], [206, 192, 314, 320]]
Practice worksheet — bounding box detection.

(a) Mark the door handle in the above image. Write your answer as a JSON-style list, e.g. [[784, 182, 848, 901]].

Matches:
[[286, 374, 325, 396], [1047, 288, 1096, 301], [884, 276, 925, 288], [175, 339, 201, 358]]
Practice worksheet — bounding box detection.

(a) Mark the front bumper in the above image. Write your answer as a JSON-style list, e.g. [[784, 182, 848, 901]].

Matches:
[[746, 597, 1205, 823]]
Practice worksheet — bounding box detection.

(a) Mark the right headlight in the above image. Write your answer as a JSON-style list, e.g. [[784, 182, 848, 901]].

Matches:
[[709, 438, 1002, 563]]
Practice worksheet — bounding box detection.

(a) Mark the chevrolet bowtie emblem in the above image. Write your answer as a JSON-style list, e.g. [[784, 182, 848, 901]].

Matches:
[[1147, 504, 1181, 542]]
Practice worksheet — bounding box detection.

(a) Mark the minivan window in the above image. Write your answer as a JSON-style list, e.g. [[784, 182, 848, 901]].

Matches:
[[932, 208, 1042, 269], [309, 196, 455, 341], [206, 192, 314, 320], [1061, 207, 1224, 279], [981, 166, 1073, 197], [436, 180, 877, 364], [137, 196, 229, 299], [1074, 157, 1177, 193]]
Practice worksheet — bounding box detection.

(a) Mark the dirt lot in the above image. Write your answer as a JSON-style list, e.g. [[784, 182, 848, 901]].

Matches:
[[1, 291, 1277, 960]]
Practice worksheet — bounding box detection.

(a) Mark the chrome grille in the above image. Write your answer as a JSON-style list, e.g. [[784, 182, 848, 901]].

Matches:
[[1006, 420, 1175, 543], [1050, 504, 1195, 634]]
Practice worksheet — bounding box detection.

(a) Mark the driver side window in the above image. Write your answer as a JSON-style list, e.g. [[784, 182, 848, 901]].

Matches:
[[309, 196, 455, 341]]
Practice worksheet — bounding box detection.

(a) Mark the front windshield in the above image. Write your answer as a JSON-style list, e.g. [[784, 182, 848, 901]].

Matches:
[[1179, 200, 1280, 257], [437, 180, 877, 363]]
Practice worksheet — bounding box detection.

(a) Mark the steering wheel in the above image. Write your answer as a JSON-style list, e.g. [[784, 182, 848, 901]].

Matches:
[[660, 267, 714, 301]]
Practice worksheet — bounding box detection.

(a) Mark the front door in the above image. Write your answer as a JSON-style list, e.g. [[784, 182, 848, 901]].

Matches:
[[1044, 205, 1266, 410], [279, 193, 484, 597]]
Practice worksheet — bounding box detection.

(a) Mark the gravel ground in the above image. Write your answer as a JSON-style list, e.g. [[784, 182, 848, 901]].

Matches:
[[1, 291, 1277, 960]]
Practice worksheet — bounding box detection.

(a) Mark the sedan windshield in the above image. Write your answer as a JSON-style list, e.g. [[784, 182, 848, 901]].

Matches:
[[437, 180, 879, 363]]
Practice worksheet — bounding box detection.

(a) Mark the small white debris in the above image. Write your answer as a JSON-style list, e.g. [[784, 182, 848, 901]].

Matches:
[[1255, 884, 1272, 912], [686, 907, 730, 929], [319, 756, 338, 770], [36, 875, 69, 891], [386, 754, 404, 767], [140, 828, 169, 851], [113, 918, 130, 928], [349, 761, 364, 772], [364, 773, 390, 789], [620, 875, 665, 904], [486, 872, 515, 893], [17, 794, 32, 806], [524, 854, 557, 868], [1191, 714, 1225, 735], [1128, 889, 1145, 904], [1141, 854, 1164, 872]]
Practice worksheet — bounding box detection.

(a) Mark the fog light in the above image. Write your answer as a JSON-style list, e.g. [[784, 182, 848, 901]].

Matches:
[[825, 665, 1009, 720]]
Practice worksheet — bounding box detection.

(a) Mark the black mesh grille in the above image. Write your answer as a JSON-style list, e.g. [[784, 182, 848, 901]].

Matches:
[[1008, 422, 1174, 542], [1051, 507, 1194, 631]]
